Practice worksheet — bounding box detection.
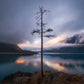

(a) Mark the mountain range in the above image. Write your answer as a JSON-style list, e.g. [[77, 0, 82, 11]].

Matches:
[[44, 45, 84, 53]]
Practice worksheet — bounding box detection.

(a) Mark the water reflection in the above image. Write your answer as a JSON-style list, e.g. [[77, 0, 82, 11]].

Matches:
[[44, 54, 84, 74], [15, 53, 84, 74], [16, 57, 67, 71], [44, 61, 67, 71], [16, 56, 40, 67], [16, 60, 24, 64], [0, 54, 21, 64], [0, 53, 84, 82]]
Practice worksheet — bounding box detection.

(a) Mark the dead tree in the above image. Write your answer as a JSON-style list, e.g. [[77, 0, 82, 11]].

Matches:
[[31, 8, 55, 77]]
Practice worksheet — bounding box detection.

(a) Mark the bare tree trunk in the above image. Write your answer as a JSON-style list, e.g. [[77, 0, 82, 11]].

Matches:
[[32, 8, 54, 77], [41, 9, 44, 77]]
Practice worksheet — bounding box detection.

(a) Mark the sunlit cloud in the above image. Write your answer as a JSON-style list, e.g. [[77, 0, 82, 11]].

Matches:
[[17, 30, 84, 50], [17, 43, 27, 47], [44, 34, 67, 48], [17, 34, 68, 49], [17, 40, 41, 50]]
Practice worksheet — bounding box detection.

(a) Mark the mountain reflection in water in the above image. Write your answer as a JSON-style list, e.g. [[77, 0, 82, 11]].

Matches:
[[0, 53, 84, 82]]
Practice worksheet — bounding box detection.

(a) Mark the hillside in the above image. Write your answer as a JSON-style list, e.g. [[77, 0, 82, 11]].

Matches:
[[44, 45, 84, 53], [0, 42, 37, 55]]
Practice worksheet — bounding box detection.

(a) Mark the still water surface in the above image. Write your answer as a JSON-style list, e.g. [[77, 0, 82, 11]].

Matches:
[[0, 53, 84, 82]]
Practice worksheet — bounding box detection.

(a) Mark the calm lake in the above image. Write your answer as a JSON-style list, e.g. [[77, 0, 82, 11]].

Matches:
[[0, 53, 84, 82]]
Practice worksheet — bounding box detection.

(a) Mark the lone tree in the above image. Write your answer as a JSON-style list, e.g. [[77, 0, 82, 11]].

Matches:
[[32, 8, 55, 77]]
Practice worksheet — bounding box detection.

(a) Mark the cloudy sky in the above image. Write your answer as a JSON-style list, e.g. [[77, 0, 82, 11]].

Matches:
[[0, 0, 84, 50]]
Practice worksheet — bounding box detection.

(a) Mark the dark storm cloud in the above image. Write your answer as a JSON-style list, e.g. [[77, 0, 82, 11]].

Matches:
[[0, 0, 84, 45], [64, 33, 84, 44], [55, 0, 84, 33], [0, 0, 38, 44], [42, 0, 84, 35]]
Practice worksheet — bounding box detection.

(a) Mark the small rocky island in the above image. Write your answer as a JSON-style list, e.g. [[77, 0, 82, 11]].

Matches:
[[1, 71, 84, 84]]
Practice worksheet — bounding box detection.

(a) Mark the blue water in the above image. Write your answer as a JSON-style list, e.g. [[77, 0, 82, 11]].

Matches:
[[0, 53, 84, 82]]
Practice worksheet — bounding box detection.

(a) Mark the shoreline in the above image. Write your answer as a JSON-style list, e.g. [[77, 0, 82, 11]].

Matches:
[[0, 52, 37, 55], [0, 52, 24, 54]]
